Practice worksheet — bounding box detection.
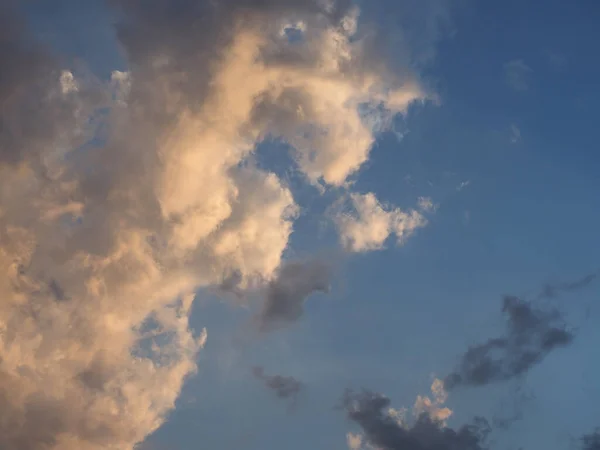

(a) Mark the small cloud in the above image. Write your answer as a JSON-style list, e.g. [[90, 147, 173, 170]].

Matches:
[[538, 272, 597, 300], [463, 210, 471, 225], [510, 124, 521, 144], [418, 196, 438, 213], [413, 378, 453, 425], [252, 367, 304, 406], [59, 70, 78, 94], [444, 294, 574, 391], [346, 433, 364, 450], [333, 192, 427, 253], [504, 59, 533, 92], [457, 180, 470, 192], [258, 260, 332, 331], [545, 50, 567, 70]]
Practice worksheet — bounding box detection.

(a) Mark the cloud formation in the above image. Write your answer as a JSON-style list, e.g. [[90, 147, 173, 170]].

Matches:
[[259, 259, 332, 331], [0, 0, 432, 447], [342, 389, 490, 450], [252, 366, 304, 405], [333, 192, 429, 252], [444, 295, 573, 390]]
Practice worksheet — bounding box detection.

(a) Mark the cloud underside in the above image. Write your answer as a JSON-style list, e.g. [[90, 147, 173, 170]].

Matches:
[[0, 0, 431, 448]]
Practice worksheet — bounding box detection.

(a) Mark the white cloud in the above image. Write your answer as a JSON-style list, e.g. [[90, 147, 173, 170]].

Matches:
[[334, 192, 427, 252]]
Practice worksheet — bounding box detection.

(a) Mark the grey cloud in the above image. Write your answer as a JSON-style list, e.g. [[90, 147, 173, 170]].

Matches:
[[582, 429, 600, 450], [252, 366, 304, 403], [444, 295, 573, 390], [342, 389, 491, 450], [0, 6, 107, 170], [538, 272, 597, 300], [259, 259, 332, 331], [504, 59, 533, 92]]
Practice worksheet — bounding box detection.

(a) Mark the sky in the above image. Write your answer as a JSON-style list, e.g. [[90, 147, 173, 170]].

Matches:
[[1, 1, 600, 449]]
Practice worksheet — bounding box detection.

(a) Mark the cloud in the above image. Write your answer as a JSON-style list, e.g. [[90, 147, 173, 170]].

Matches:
[[333, 192, 428, 252], [252, 366, 304, 405], [344, 379, 456, 449], [504, 59, 533, 92], [111, 0, 430, 187], [444, 295, 573, 390], [341, 389, 491, 450], [412, 379, 452, 425], [509, 124, 521, 144], [457, 180, 470, 191], [0, 0, 438, 447], [582, 428, 600, 450], [259, 259, 332, 331], [538, 272, 597, 300]]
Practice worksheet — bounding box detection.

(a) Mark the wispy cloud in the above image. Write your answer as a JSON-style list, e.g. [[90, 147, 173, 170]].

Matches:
[[444, 273, 597, 391], [510, 124, 521, 144], [252, 366, 304, 406], [504, 59, 533, 91], [444, 294, 573, 390], [457, 180, 471, 191]]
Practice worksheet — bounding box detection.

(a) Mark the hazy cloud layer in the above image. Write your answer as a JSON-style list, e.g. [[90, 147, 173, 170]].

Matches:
[[444, 295, 573, 390], [0, 0, 434, 447], [252, 366, 304, 404], [259, 259, 332, 331], [342, 389, 491, 450]]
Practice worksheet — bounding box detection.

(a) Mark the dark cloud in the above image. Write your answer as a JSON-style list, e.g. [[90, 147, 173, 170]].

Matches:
[[0, 5, 105, 169], [538, 272, 597, 300], [252, 366, 304, 404], [444, 295, 573, 390], [582, 429, 600, 450], [342, 389, 491, 450], [259, 259, 332, 331]]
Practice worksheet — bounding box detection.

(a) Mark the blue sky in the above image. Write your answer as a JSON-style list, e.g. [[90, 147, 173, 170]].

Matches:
[[4, 1, 600, 449]]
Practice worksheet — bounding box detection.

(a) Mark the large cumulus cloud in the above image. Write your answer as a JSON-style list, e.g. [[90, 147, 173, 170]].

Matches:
[[0, 0, 432, 448]]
